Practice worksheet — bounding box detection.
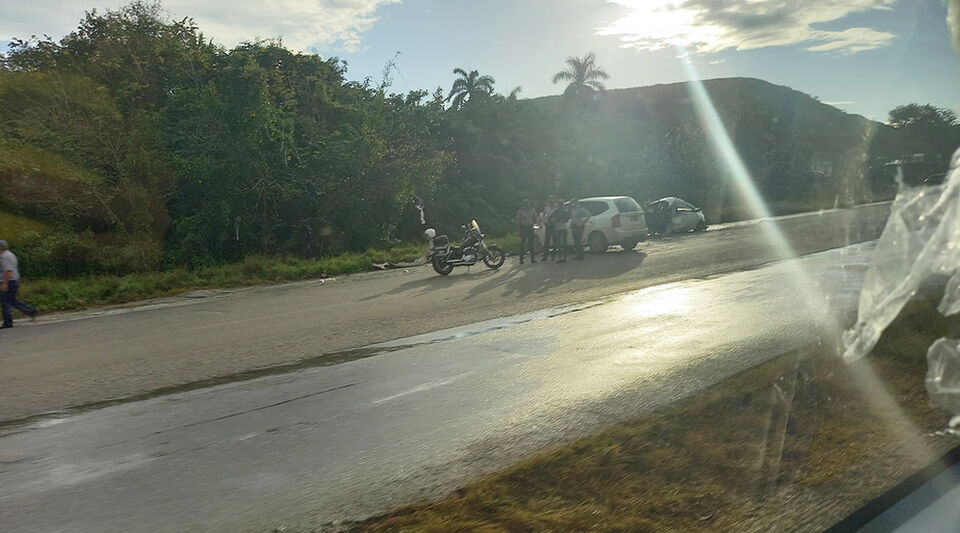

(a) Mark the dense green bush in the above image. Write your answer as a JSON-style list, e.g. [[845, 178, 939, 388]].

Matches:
[[14, 230, 161, 277]]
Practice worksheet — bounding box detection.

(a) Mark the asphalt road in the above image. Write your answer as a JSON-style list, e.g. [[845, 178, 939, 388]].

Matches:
[[0, 240, 878, 533], [0, 203, 890, 425]]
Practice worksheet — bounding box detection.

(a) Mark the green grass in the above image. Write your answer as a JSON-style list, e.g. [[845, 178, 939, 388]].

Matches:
[[349, 300, 954, 533], [10, 232, 525, 314], [0, 211, 52, 240], [17, 243, 427, 312], [0, 137, 102, 184]]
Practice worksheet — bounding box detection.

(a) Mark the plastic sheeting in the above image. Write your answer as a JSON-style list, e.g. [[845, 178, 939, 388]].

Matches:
[[926, 338, 960, 414], [844, 148, 960, 362], [844, 148, 960, 417]]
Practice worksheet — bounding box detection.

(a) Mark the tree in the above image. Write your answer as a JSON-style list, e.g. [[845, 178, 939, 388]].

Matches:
[[446, 68, 495, 109], [888, 104, 958, 129], [551, 52, 609, 97], [885, 103, 960, 173]]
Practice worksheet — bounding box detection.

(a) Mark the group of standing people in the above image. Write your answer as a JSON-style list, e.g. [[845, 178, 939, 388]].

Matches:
[[516, 196, 592, 264]]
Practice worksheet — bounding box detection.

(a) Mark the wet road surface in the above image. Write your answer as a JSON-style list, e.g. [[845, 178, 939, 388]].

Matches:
[[0, 242, 876, 532], [0, 203, 889, 423]]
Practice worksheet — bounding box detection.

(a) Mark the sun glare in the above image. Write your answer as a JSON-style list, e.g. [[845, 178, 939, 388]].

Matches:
[[624, 284, 692, 319], [598, 0, 728, 52], [676, 49, 837, 326]]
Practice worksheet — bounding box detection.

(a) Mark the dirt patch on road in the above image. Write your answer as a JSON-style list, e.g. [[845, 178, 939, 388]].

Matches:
[[347, 298, 959, 532]]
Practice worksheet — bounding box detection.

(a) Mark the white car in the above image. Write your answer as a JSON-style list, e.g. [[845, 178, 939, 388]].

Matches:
[[645, 196, 707, 236], [537, 196, 649, 253]]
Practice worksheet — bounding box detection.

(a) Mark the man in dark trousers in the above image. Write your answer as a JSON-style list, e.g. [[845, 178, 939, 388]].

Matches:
[[541, 195, 558, 261], [569, 198, 592, 260], [304, 224, 315, 259], [548, 199, 571, 263], [516, 199, 538, 264], [0, 240, 37, 329]]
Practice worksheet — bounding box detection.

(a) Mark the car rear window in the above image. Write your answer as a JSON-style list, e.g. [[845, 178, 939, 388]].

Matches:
[[614, 197, 641, 213], [581, 201, 609, 216]]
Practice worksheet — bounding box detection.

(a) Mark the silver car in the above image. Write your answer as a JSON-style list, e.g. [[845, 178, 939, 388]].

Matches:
[[645, 196, 707, 236]]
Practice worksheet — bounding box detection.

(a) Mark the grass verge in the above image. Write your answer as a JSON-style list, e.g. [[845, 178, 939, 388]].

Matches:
[[348, 299, 958, 532], [15, 234, 524, 313], [17, 242, 430, 312], [0, 210, 51, 240]]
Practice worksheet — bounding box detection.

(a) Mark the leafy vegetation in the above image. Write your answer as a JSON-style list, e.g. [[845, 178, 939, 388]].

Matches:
[[11, 234, 530, 312], [0, 211, 51, 240], [17, 243, 426, 312], [551, 52, 610, 96], [1, 1, 957, 283], [446, 68, 496, 109]]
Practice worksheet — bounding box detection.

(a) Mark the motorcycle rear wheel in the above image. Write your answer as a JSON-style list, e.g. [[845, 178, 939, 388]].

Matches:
[[432, 256, 454, 275]]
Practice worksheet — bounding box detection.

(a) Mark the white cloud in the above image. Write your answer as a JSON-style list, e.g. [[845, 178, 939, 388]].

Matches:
[[806, 27, 896, 54], [598, 0, 898, 55], [1, 0, 400, 53], [824, 100, 856, 106]]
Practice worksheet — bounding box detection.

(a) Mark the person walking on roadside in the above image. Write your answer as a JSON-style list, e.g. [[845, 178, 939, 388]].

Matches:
[[569, 198, 592, 260], [548, 199, 571, 263], [541, 195, 558, 261], [0, 240, 37, 329], [516, 199, 538, 264]]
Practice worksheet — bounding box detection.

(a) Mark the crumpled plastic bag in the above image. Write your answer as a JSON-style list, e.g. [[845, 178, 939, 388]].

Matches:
[[843, 147, 960, 361], [927, 338, 960, 414]]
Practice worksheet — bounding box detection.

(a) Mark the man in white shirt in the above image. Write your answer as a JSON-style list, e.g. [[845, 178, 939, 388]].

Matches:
[[540, 196, 558, 261], [569, 199, 592, 260], [0, 240, 37, 328]]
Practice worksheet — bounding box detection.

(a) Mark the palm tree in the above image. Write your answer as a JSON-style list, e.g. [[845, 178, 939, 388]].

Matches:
[[507, 86, 522, 102], [446, 68, 495, 109], [551, 52, 609, 97]]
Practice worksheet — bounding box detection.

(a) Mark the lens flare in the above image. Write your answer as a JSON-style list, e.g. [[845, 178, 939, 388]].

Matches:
[[676, 49, 930, 460]]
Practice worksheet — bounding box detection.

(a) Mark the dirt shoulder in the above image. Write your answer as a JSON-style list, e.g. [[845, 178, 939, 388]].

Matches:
[[0, 203, 890, 424]]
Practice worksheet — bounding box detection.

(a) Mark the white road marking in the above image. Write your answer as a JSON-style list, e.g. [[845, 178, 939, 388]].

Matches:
[[372, 371, 476, 405]]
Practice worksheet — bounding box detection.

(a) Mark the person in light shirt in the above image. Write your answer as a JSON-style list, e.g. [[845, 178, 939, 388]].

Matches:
[[0, 240, 38, 329], [568, 199, 592, 260]]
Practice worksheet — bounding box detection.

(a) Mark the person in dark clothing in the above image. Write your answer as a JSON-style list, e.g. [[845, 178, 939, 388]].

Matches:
[[304, 224, 315, 259], [541, 195, 558, 261], [569, 198, 592, 260], [548, 200, 571, 263], [516, 199, 538, 264]]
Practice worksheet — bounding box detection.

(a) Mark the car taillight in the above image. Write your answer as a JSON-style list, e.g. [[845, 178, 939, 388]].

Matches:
[[612, 213, 621, 228]]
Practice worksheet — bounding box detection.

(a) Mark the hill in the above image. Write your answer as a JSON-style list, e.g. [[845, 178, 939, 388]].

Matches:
[[523, 77, 892, 220]]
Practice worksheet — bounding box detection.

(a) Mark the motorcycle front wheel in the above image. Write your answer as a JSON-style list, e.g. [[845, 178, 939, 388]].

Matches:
[[483, 245, 505, 269], [432, 256, 454, 275]]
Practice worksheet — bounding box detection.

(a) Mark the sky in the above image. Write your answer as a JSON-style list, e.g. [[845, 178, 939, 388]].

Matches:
[[2, 0, 959, 120]]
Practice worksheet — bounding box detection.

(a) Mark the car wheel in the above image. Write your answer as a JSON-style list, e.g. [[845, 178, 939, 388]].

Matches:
[[695, 220, 708, 232], [621, 238, 640, 251], [588, 232, 608, 253]]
